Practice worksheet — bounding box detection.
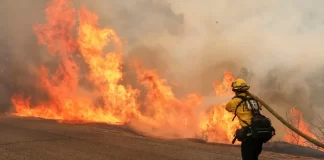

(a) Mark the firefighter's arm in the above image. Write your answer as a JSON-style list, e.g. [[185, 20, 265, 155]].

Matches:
[[225, 100, 236, 113]]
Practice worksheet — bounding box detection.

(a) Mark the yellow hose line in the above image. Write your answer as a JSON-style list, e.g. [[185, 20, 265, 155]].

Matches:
[[247, 92, 324, 149]]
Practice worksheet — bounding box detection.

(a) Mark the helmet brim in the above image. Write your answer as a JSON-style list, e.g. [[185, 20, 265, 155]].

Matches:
[[232, 86, 250, 91]]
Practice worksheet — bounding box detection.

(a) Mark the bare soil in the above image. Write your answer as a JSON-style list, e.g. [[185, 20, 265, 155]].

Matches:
[[0, 115, 322, 160]]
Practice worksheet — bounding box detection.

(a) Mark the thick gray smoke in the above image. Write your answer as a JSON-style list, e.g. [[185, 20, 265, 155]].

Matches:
[[2, 0, 324, 139]]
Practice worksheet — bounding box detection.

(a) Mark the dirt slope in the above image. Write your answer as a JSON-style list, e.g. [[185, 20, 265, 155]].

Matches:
[[0, 115, 321, 160]]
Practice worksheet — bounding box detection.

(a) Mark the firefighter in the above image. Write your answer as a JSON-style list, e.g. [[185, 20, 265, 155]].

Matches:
[[225, 78, 264, 160]]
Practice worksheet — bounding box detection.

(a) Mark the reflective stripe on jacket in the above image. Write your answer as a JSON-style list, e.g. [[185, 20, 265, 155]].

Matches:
[[225, 93, 261, 127]]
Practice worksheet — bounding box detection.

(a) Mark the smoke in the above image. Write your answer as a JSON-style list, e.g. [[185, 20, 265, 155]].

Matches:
[[0, 1, 47, 112], [83, 0, 324, 138], [2, 0, 324, 140]]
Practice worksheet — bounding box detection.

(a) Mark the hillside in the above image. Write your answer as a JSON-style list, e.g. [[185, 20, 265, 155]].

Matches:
[[0, 115, 322, 160]]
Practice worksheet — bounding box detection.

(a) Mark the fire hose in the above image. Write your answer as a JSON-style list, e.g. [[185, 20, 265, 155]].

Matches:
[[247, 92, 324, 149]]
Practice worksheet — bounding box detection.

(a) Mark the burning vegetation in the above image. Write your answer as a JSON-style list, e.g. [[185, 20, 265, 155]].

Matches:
[[284, 107, 324, 151], [8, 0, 324, 150]]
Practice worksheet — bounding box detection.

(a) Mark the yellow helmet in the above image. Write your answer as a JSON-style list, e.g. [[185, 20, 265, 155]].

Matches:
[[231, 78, 250, 91]]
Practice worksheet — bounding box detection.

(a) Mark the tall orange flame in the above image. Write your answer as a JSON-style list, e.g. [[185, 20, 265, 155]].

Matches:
[[284, 107, 318, 147], [12, 0, 84, 122], [77, 5, 140, 123], [11, 0, 256, 144], [135, 61, 200, 126], [200, 71, 240, 143], [11, 0, 138, 124]]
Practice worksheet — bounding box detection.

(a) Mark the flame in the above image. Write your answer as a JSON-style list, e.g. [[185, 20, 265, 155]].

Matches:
[[11, 0, 85, 122], [77, 5, 140, 123], [10, 0, 240, 143], [11, 0, 138, 124], [213, 71, 236, 97], [134, 61, 201, 136], [200, 71, 240, 143], [283, 107, 319, 147]]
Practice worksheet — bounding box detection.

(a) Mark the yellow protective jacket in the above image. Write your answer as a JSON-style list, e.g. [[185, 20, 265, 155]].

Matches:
[[225, 92, 262, 127]]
